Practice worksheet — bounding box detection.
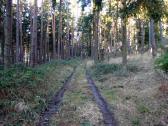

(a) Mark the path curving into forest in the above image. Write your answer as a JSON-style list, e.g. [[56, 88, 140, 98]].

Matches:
[[37, 67, 76, 126], [86, 70, 117, 126]]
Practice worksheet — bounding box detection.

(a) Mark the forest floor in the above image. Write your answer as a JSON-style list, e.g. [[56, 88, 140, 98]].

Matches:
[[1, 53, 168, 126], [89, 53, 168, 126]]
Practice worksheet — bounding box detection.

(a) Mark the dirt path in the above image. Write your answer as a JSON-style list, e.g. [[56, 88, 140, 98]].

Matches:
[[86, 70, 117, 126], [38, 63, 118, 126], [50, 64, 104, 125], [37, 67, 76, 126]]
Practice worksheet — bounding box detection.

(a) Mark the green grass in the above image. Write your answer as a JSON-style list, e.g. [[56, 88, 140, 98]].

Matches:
[[0, 59, 80, 126], [131, 117, 140, 126], [137, 104, 150, 113], [91, 63, 138, 80], [155, 51, 168, 73]]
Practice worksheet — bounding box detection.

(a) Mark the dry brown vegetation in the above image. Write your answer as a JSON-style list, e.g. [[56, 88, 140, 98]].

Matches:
[[90, 53, 168, 126]]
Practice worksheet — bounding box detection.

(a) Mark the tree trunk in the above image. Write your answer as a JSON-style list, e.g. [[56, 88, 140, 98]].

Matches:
[[58, 0, 62, 59], [93, 10, 99, 61], [45, 19, 50, 62], [19, 0, 23, 62], [52, 13, 56, 59], [116, 0, 119, 44], [40, 0, 44, 62], [16, 0, 20, 63], [4, 0, 13, 68], [30, 0, 38, 67], [149, 18, 156, 57], [140, 21, 145, 54], [122, 17, 127, 66], [159, 20, 163, 46]]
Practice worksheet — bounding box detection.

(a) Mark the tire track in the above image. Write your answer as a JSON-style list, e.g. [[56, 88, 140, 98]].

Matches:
[[86, 70, 117, 126], [37, 67, 76, 126]]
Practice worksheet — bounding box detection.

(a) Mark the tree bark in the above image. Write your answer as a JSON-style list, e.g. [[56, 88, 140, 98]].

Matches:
[[149, 18, 156, 57], [122, 17, 127, 66], [159, 20, 163, 46], [52, 13, 56, 59], [45, 19, 50, 62], [58, 0, 62, 59], [93, 10, 99, 61], [4, 0, 13, 68], [140, 21, 145, 54], [16, 0, 20, 63], [121, 0, 127, 66], [30, 0, 38, 67], [19, 0, 23, 62], [40, 0, 44, 62]]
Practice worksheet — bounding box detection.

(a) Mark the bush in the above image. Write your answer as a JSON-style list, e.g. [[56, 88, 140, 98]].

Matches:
[[155, 52, 168, 73], [0, 64, 44, 88]]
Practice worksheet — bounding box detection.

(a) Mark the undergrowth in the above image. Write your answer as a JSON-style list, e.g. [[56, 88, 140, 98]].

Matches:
[[0, 59, 79, 125], [91, 63, 138, 80], [0, 64, 43, 88], [155, 51, 168, 73]]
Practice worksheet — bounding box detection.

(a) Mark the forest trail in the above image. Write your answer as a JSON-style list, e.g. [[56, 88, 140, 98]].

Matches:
[[38, 67, 76, 126], [86, 70, 117, 126], [38, 64, 117, 126], [38, 54, 168, 126]]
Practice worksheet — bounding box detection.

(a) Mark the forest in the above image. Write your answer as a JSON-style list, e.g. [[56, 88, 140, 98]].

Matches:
[[0, 0, 168, 125]]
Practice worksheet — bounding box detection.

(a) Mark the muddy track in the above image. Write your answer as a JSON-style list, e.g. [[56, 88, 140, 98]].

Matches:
[[37, 67, 76, 126], [86, 70, 117, 126]]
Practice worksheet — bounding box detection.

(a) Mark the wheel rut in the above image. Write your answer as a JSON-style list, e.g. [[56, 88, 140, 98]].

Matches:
[[86, 70, 117, 126], [37, 67, 76, 126]]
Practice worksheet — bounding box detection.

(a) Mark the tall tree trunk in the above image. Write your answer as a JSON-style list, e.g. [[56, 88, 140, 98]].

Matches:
[[30, 0, 38, 67], [45, 19, 50, 62], [159, 20, 163, 47], [58, 0, 62, 59], [71, 24, 74, 57], [4, 0, 12, 68], [122, 17, 127, 66], [40, 0, 44, 62], [140, 21, 145, 54], [52, 13, 56, 59], [121, 0, 127, 66], [149, 18, 156, 57], [116, 0, 119, 44], [93, 9, 99, 61], [16, 0, 20, 63], [19, 0, 23, 62]]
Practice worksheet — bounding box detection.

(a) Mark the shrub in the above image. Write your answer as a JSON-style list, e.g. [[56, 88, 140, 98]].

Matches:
[[155, 52, 168, 73], [0, 64, 44, 88]]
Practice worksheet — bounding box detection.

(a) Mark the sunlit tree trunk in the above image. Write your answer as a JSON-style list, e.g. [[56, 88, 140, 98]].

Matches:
[[30, 0, 38, 67], [4, 0, 12, 68]]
